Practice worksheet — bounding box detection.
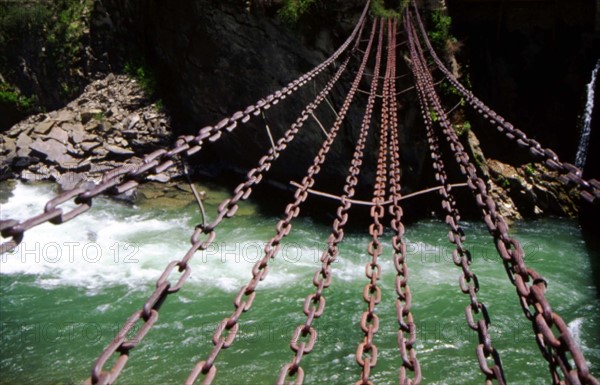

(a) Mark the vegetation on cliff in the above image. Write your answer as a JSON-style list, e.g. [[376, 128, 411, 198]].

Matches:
[[0, 0, 92, 128]]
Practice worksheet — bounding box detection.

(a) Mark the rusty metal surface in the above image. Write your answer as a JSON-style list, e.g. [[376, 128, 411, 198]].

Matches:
[[277, 17, 385, 385], [385, 17, 422, 385], [407, 5, 599, 384], [407, 13, 505, 384], [188, 13, 378, 385]]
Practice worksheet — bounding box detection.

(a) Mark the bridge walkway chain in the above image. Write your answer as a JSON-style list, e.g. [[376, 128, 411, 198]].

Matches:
[[0, 0, 599, 384], [406, 3, 599, 384]]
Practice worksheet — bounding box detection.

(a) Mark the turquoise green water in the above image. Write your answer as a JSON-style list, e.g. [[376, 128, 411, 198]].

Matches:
[[1, 182, 599, 384]]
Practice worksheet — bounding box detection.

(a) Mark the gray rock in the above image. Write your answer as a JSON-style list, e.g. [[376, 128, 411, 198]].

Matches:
[[1, 136, 16, 155], [30, 138, 67, 161], [127, 114, 141, 130], [47, 127, 69, 144], [81, 141, 101, 152], [57, 172, 85, 190], [67, 123, 88, 144], [33, 120, 55, 135], [104, 144, 135, 155], [55, 110, 77, 123], [92, 147, 108, 157], [16, 132, 33, 149], [81, 109, 103, 123]]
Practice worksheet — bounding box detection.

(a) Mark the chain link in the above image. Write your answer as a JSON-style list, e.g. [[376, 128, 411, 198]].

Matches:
[[407, 7, 599, 385], [277, 15, 384, 385], [187, 14, 377, 385], [84, 4, 374, 384], [386, 17, 422, 385], [407, 13, 505, 384], [354, 17, 392, 385]]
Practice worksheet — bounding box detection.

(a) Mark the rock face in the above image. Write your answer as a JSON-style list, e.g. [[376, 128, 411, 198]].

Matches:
[[94, 0, 431, 202], [0, 74, 173, 190], [487, 159, 579, 219]]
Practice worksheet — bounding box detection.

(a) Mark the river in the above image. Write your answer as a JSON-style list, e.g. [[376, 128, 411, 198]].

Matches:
[[1, 181, 599, 384]]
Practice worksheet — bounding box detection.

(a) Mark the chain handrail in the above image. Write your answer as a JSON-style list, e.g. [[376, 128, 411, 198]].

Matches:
[[409, 0, 599, 205], [407, 9, 599, 385], [387, 17, 422, 385], [277, 17, 384, 385], [186, 17, 379, 385], [407, 14, 505, 384]]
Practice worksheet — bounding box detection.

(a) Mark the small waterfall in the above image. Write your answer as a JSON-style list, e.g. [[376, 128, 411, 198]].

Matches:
[[575, 59, 600, 169]]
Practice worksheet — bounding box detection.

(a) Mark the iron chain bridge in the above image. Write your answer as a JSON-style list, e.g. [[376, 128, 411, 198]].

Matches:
[[1, 1, 599, 384]]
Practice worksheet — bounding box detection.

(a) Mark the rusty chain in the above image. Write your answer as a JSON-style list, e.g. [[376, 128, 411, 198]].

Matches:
[[406, 9, 599, 385], [277, 17, 385, 385], [386, 17, 422, 385], [0, 0, 372, 255], [409, 0, 599, 205], [407, 14, 505, 384], [353, 18, 391, 385], [83, 8, 374, 385], [86, 17, 364, 385], [186, 17, 379, 385]]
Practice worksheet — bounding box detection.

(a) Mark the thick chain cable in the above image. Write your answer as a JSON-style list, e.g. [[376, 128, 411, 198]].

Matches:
[[277, 17, 385, 385], [409, 0, 599, 205], [406, 11, 599, 385], [186, 18, 379, 385], [386, 17, 421, 385], [407, 15, 505, 384], [354, 18, 389, 385], [85, 16, 367, 385], [0, 0, 372, 255]]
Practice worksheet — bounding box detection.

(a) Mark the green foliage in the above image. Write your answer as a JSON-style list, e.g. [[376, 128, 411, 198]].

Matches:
[[0, 0, 92, 109], [429, 109, 439, 122], [0, 82, 36, 112], [278, 0, 317, 23], [124, 61, 163, 109], [370, 0, 411, 18], [455, 120, 470, 136], [525, 163, 536, 177], [428, 10, 452, 51], [496, 175, 511, 189]]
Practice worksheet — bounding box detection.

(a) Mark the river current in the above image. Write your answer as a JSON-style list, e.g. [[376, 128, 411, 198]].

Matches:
[[1, 181, 598, 384]]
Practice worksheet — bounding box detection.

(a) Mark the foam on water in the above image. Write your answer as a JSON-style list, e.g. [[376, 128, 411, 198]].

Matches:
[[0, 182, 379, 292]]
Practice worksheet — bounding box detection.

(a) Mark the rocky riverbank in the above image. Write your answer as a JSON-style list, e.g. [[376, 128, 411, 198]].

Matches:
[[0, 73, 174, 192]]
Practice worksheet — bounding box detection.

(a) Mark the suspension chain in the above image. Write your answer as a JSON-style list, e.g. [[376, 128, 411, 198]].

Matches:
[[277, 17, 385, 385], [185, 18, 379, 385], [0, 0, 373, 255], [85, 12, 370, 385], [409, 0, 600, 205], [406, 10, 599, 385], [354, 18, 390, 385], [408, 14, 505, 384], [386, 17, 422, 385]]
